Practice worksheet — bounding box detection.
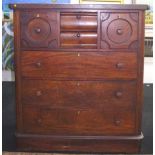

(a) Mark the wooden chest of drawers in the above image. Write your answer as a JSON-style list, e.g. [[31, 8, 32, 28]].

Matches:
[[10, 4, 147, 153]]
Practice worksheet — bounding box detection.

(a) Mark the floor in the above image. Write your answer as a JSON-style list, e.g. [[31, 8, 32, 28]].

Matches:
[[2, 82, 153, 154]]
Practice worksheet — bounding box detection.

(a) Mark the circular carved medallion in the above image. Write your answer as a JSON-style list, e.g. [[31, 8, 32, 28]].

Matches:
[[26, 18, 51, 42], [107, 19, 132, 44]]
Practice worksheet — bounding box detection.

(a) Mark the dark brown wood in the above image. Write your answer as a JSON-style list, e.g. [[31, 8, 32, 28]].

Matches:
[[101, 12, 138, 49], [21, 51, 137, 80], [20, 11, 59, 49], [11, 4, 147, 153], [9, 4, 148, 10], [60, 12, 97, 31], [60, 32, 97, 48], [22, 80, 137, 110], [16, 133, 143, 153]]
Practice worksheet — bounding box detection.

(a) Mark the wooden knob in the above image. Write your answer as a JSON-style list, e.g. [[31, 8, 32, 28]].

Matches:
[[36, 90, 42, 96], [116, 29, 123, 35], [114, 120, 121, 126], [77, 111, 81, 115], [115, 91, 123, 98], [116, 63, 124, 69], [35, 28, 41, 33], [37, 119, 42, 124], [62, 145, 70, 149], [77, 32, 80, 38], [36, 62, 41, 67], [76, 15, 81, 19]]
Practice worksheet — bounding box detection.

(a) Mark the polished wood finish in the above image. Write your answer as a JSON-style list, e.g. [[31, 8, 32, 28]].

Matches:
[[21, 51, 137, 80], [11, 4, 147, 153], [20, 11, 59, 49], [60, 12, 97, 31]]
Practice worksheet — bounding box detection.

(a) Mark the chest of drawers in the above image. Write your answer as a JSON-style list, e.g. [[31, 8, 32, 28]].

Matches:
[[10, 4, 147, 153]]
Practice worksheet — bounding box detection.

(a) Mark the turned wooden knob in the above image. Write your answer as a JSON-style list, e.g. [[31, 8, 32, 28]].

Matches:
[[114, 120, 121, 126], [76, 15, 81, 19], [116, 63, 124, 69], [115, 91, 123, 98], [35, 28, 41, 33], [37, 119, 42, 124], [77, 32, 80, 38], [36, 90, 42, 96], [116, 29, 123, 35], [36, 62, 41, 67]]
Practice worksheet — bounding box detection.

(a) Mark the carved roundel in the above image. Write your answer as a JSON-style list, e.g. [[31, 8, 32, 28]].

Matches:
[[26, 18, 51, 42], [107, 19, 132, 44]]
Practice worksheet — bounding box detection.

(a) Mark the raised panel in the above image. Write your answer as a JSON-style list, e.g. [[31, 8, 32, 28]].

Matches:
[[20, 11, 59, 49], [100, 12, 138, 49]]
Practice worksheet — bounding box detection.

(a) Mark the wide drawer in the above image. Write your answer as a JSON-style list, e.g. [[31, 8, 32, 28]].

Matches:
[[60, 12, 97, 31], [22, 80, 136, 110], [22, 104, 136, 135], [60, 32, 97, 48], [21, 52, 137, 80]]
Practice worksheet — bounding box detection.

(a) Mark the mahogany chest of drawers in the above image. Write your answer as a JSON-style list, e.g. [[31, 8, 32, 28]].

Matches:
[[10, 4, 148, 153]]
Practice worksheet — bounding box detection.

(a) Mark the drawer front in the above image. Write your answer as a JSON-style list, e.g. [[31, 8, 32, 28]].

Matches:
[[20, 11, 58, 49], [101, 12, 138, 49], [60, 32, 97, 48], [22, 80, 136, 110], [22, 105, 136, 135], [21, 52, 137, 80], [61, 13, 97, 31]]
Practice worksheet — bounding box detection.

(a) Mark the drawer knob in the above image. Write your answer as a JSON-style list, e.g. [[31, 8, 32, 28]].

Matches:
[[76, 15, 81, 19], [115, 91, 123, 98], [36, 90, 42, 96], [36, 62, 41, 67], [35, 28, 41, 33], [77, 32, 80, 38], [36, 14, 40, 17], [37, 119, 42, 124], [116, 29, 123, 35], [62, 145, 70, 149], [115, 120, 121, 126], [116, 63, 124, 69], [77, 111, 81, 115], [77, 82, 80, 86]]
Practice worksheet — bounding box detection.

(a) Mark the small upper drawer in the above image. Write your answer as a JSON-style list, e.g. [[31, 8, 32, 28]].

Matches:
[[60, 12, 97, 31], [60, 32, 97, 48], [20, 11, 59, 49]]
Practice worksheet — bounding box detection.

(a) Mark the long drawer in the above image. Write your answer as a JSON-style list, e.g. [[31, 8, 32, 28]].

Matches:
[[22, 104, 136, 135], [21, 52, 137, 80], [22, 80, 136, 110]]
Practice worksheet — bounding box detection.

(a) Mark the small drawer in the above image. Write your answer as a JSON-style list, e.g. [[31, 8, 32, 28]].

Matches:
[[61, 12, 97, 31], [21, 51, 137, 80], [60, 32, 97, 48], [22, 104, 136, 135]]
